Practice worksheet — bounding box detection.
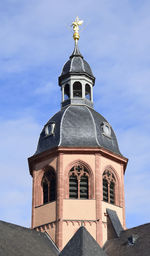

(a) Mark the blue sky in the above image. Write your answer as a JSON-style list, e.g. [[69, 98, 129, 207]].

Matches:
[[0, 0, 150, 229]]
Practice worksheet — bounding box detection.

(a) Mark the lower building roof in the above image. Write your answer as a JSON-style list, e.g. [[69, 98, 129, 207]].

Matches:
[[0, 220, 59, 256], [104, 223, 150, 256]]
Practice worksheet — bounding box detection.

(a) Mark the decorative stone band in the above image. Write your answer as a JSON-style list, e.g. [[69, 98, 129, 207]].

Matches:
[[33, 220, 57, 232], [33, 218, 99, 231], [63, 219, 100, 227]]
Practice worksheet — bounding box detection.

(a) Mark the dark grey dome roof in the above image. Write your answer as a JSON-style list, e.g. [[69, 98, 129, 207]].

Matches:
[[59, 44, 95, 85], [35, 105, 121, 156]]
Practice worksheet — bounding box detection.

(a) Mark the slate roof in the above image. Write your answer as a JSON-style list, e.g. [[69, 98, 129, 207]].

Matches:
[[35, 105, 122, 156], [107, 208, 124, 237], [59, 226, 108, 256], [1, 219, 150, 256], [104, 223, 150, 256], [59, 44, 95, 84], [0, 220, 59, 256]]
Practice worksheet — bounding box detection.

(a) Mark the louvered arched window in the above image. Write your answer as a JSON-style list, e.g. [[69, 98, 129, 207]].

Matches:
[[69, 165, 89, 199], [103, 170, 116, 204], [42, 169, 56, 204]]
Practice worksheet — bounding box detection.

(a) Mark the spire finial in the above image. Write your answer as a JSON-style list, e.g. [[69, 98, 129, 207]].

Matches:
[[71, 16, 83, 45]]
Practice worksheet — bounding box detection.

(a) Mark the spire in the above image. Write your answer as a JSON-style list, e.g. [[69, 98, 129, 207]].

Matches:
[[70, 17, 84, 58], [59, 17, 95, 84], [70, 43, 83, 58]]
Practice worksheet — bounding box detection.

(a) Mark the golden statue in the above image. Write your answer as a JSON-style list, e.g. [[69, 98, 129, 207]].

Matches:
[[71, 16, 83, 43]]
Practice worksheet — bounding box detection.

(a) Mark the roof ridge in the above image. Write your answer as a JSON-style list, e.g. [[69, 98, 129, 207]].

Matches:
[[58, 105, 70, 146], [85, 106, 100, 147]]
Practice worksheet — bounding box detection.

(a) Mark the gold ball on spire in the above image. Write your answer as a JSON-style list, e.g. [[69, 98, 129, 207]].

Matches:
[[71, 16, 83, 43]]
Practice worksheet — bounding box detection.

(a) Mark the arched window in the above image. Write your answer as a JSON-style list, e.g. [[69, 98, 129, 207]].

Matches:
[[85, 84, 91, 100], [73, 82, 82, 98], [69, 165, 89, 199], [64, 84, 70, 100], [103, 170, 115, 204], [42, 169, 56, 204], [69, 174, 78, 199]]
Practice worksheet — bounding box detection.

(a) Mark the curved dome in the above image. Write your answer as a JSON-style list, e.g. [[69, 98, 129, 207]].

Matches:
[[59, 44, 95, 85], [35, 105, 121, 156]]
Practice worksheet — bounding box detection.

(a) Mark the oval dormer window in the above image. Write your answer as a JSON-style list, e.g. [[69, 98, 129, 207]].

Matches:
[[45, 123, 55, 136], [101, 122, 111, 137]]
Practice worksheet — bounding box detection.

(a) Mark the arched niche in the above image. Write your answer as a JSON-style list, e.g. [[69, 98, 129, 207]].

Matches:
[[64, 84, 70, 100], [42, 167, 56, 204], [85, 84, 91, 100], [73, 82, 82, 98]]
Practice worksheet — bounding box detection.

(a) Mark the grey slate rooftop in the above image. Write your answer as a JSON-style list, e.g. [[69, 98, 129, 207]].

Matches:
[[1, 219, 150, 256], [0, 220, 59, 256], [107, 208, 124, 238], [104, 223, 150, 256], [59, 44, 95, 84], [35, 105, 121, 156], [59, 226, 108, 256]]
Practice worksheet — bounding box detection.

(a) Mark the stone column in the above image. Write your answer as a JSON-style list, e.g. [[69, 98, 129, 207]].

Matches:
[[121, 164, 126, 228], [56, 153, 64, 250], [90, 84, 93, 102], [82, 81, 85, 99], [95, 153, 103, 247], [70, 81, 73, 99], [31, 170, 36, 228], [62, 84, 64, 102]]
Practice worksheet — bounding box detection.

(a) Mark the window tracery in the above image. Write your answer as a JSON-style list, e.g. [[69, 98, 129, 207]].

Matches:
[[103, 170, 116, 204], [69, 165, 89, 199]]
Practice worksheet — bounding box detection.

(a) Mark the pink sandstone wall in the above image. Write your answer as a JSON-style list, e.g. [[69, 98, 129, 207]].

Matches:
[[34, 201, 56, 227], [63, 199, 96, 219], [62, 221, 96, 247], [30, 149, 127, 250]]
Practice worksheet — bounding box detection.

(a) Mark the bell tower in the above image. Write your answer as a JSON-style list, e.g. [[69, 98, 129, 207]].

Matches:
[[28, 17, 128, 251]]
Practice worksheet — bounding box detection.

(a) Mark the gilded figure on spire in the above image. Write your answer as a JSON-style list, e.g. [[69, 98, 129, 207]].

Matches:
[[71, 16, 83, 43]]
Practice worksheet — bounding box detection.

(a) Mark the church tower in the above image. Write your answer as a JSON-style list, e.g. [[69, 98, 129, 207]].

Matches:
[[28, 17, 128, 250]]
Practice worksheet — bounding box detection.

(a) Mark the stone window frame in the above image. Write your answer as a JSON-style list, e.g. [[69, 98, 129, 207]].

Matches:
[[103, 170, 116, 204], [85, 83, 91, 100], [73, 81, 82, 98], [44, 122, 55, 137], [102, 166, 121, 206], [101, 121, 111, 138], [65, 160, 94, 200], [64, 84, 70, 100], [42, 167, 56, 204], [69, 165, 90, 199]]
